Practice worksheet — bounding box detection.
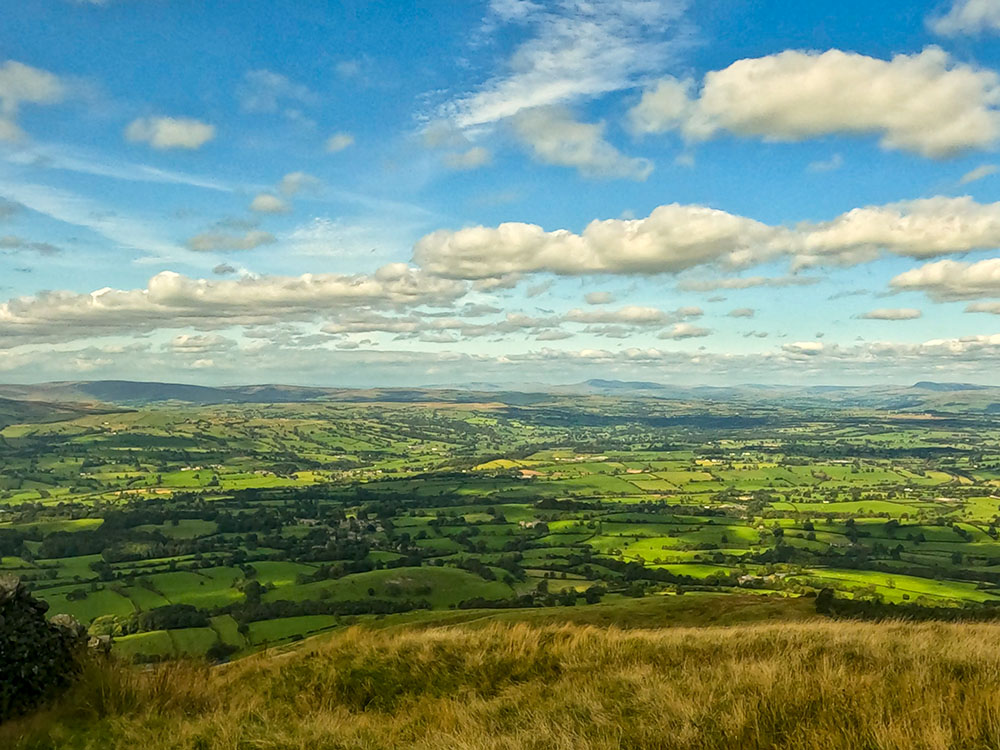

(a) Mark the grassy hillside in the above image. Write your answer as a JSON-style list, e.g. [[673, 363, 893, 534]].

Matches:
[[0, 397, 111, 429], [7, 615, 1000, 749]]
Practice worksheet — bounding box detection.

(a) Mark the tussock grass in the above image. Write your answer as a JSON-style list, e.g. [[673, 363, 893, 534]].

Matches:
[[6, 619, 1000, 749]]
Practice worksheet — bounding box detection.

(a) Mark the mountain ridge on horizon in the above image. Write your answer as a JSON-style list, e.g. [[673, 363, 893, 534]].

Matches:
[[0, 378, 996, 408]]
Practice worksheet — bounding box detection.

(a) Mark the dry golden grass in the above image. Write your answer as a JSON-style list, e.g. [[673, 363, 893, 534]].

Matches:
[[6, 618, 1000, 749]]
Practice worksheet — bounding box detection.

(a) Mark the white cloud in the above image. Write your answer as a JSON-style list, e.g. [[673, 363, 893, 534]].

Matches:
[[858, 308, 923, 321], [0, 179, 183, 257], [783, 341, 825, 357], [237, 69, 316, 113], [187, 230, 277, 252], [565, 305, 697, 327], [279, 171, 322, 196], [0, 60, 65, 141], [511, 106, 652, 180], [0, 266, 467, 347], [792, 197, 1000, 268], [727, 307, 755, 318], [808, 154, 844, 173], [585, 291, 615, 304], [657, 322, 711, 339], [628, 76, 694, 135], [445, 0, 689, 128], [250, 193, 291, 214], [325, 132, 355, 152], [960, 164, 998, 185], [444, 147, 493, 170], [316, 304, 706, 344], [414, 196, 1000, 281], [414, 203, 775, 279], [169, 334, 235, 355], [891, 258, 1000, 301], [4, 143, 232, 192], [966, 301, 1000, 314], [422, 120, 471, 150], [11, 331, 1000, 385], [630, 47, 1000, 158], [125, 116, 216, 150], [931, 0, 1000, 35], [677, 275, 819, 292]]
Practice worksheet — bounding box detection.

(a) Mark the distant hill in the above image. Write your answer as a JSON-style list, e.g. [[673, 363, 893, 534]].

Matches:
[[0, 381, 550, 407], [583, 378, 666, 390], [0, 381, 336, 406], [0, 378, 998, 411], [0, 396, 116, 429], [911, 381, 991, 392]]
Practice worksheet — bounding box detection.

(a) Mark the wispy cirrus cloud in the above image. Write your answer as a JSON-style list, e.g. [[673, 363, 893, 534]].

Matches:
[[0, 179, 184, 257], [443, 0, 692, 128]]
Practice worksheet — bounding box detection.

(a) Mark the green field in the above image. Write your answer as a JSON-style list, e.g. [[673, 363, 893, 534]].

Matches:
[[2, 390, 1000, 661]]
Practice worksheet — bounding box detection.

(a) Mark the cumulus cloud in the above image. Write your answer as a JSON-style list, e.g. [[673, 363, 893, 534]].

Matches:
[[858, 308, 923, 321], [511, 106, 652, 180], [630, 47, 1000, 158], [891, 258, 1000, 301], [966, 301, 1000, 314], [0, 60, 65, 141], [237, 69, 317, 113], [169, 333, 235, 355], [279, 171, 322, 196], [727, 307, 755, 318], [11, 330, 1000, 385], [783, 341, 825, 357], [444, 0, 689, 128], [536, 329, 574, 341], [415, 196, 1000, 281], [791, 197, 1000, 268], [322, 310, 560, 341], [657, 322, 711, 340], [325, 132, 355, 152], [930, 0, 1000, 36], [585, 291, 615, 304], [443, 146, 493, 170], [250, 193, 291, 213], [125, 116, 216, 150], [414, 203, 775, 279], [315, 303, 706, 344], [0, 266, 467, 348], [186, 230, 277, 252], [565, 305, 700, 327], [422, 120, 471, 150]]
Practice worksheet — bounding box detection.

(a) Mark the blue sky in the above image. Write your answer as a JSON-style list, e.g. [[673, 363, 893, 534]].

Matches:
[[3, 0, 1000, 386]]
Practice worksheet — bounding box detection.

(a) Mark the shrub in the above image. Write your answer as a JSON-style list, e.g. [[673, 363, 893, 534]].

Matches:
[[0, 577, 88, 722]]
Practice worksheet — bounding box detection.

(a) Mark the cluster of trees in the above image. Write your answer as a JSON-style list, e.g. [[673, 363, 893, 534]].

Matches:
[[815, 588, 1000, 622]]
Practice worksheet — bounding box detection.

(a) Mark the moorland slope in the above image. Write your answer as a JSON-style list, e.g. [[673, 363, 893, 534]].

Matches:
[[5, 616, 1000, 750]]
